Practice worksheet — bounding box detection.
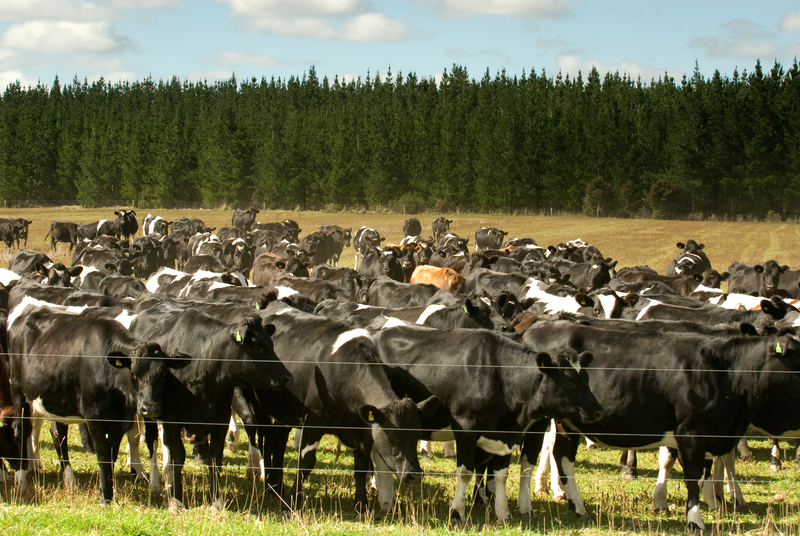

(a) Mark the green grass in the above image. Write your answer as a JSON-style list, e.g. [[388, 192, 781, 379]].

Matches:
[[3, 207, 800, 533]]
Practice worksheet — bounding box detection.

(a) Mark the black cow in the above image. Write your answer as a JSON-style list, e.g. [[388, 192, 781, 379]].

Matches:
[[0, 220, 18, 250], [368, 322, 602, 523], [0, 355, 21, 478], [318, 224, 352, 266], [252, 221, 301, 244], [666, 240, 712, 277], [114, 210, 138, 239], [74, 248, 136, 277], [403, 218, 422, 238], [728, 260, 790, 298], [522, 319, 800, 530], [128, 305, 292, 509], [0, 218, 32, 249], [8, 251, 53, 276], [142, 214, 172, 236], [353, 226, 385, 269], [546, 259, 617, 292], [358, 247, 404, 282], [171, 217, 214, 235], [248, 303, 438, 513], [232, 208, 260, 232], [360, 276, 463, 308], [431, 217, 452, 243], [131, 235, 164, 279], [475, 227, 508, 252], [298, 230, 335, 266], [8, 307, 184, 503], [44, 221, 79, 252]]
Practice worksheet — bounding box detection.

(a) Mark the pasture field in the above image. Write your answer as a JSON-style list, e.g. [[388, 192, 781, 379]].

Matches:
[[2, 207, 800, 535]]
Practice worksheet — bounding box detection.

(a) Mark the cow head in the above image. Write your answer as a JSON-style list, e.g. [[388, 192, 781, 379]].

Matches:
[[362, 395, 439, 485], [702, 269, 729, 289], [230, 314, 293, 391], [585, 260, 617, 291], [534, 349, 604, 425], [110, 341, 190, 419], [757, 261, 790, 297], [114, 210, 138, 239], [35, 262, 83, 287]]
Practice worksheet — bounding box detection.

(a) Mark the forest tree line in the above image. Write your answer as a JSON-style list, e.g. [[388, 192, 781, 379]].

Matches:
[[0, 60, 799, 219]]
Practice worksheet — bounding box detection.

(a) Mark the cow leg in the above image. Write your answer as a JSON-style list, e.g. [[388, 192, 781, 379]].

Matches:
[[518, 420, 552, 518], [144, 420, 162, 495], [491, 454, 513, 523], [472, 447, 494, 506], [226, 414, 240, 453], [419, 440, 432, 459], [653, 446, 676, 511], [231, 389, 262, 481], [125, 415, 145, 481], [552, 429, 589, 520], [794, 440, 800, 470], [443, 440, 456, 459], [261, 423, 289, 498], [620, 450, 637, 480], [449, 438, 477, 526], [700, 457, 719, 509], [675, 441, 707, 531], [770, 438, 782, 471], [286, 427, 323, 511], [87, 420, 118, 504], [50, 421, 78, 490], [737, 437, 754, 461], [206, 426, 228, 510], [28, 410, 44, 475], [79, 423, 95, 454], [161, 423, 186, 510]]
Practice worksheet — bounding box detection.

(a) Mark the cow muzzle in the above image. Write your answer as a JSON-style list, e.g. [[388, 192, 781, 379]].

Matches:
[[138, 402, 162, 419], [271, 372, 294, 390]]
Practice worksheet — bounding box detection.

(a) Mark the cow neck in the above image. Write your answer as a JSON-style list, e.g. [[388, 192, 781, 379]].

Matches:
[[495, 341, 546, 420], [351, 361, 398, 410]]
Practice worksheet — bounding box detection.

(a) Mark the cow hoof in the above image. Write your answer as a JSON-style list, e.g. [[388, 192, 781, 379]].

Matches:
[[652, 506, 670, 514], [419, 450, 431, 460], [687, 521, 706, 532], [740, 453, 756, 462], [449, 510, 465, 527], [519, 510, 535, 521], [620, 467, 637, 481], [586, 443, 597, 450], [770, 463, 782, 472], [168, 498, 185, 513], [576, 512, 592, 522], [444, 453, 457, 460]]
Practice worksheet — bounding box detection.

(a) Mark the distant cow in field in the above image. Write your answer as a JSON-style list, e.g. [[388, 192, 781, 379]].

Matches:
[[44, 221, 79, 252], [232, 208, 260, 232]]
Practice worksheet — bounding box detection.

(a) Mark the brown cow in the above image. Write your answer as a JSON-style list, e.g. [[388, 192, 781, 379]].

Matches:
[[410, 265, 465, 294], [252, 252, 310, 287]]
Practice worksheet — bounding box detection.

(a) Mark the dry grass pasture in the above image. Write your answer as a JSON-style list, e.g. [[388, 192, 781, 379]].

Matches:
[[2, 207, 800, 535]]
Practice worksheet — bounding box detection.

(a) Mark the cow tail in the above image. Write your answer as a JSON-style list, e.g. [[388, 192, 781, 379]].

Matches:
[[44, 230, 51, 241]]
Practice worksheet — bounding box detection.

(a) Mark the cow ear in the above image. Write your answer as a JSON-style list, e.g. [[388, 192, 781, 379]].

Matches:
[[760, 300, 776, 316], [693, 273, 704, 282], [574, 293, 594, 307], [676, 242, 685, 249], [721, 271, 730, 281], [232, 328, 248, 344], [416, 395, 440, 417], [535, 352, 554, 371], [739, 323, 758, 337], [698, 243, 705, 249], [754, 265, 765, 274], [114, 211, 121, 216], [262, 323, 276, 336], [577, 351, 594, 367], [380, 237, 386, 243], [782, 265, 790, 272], [623, 293, 639, 307], [276, 262, 286, 269], [67, 265, 83, 277], [108, 354, 132, 369], [359, 405, 384, 425], [167, 352, 192, 369], [35, 262, 47, 275], [105, 263, 118, 273]]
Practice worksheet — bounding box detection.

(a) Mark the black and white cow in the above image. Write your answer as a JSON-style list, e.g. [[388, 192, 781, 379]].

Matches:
[[247, 302, 438, 513], [522, 319, 800, 530], [142, 214, 172, 236], [353, 226, 385, 270], [367, 321, 602, 524], [8, 306, 184, 503], [232, 208, 260, 232], [128, 304, 292, 509], [358, 247, 405, 282], [475, 227, 508, 252], [360, 276, 463, 309], [666, 240, 712, 277]]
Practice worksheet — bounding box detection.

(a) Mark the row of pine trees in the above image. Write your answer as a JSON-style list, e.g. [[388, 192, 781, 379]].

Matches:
[[1, 60, 799, 219]]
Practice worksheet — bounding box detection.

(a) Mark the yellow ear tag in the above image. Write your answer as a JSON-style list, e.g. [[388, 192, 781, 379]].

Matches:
[[255, 303, 261, 310], [115, 359, 123, 367], [0, 421, 5, 428], [463, 305, 468, 314], [236, 331, 243, 342], [776, 343, 783, 354], [368, 411, 375, 422]]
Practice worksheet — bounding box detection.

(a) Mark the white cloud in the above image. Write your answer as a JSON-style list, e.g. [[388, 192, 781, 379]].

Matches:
[[249, 12, 406, 42], [111, 0, 179, 8], [690, 19, 777, 60], [208, 51, 286, 66], [0, 70, 39, 91], [1, 20, 133, 53], [436, 0, 572, 17], [780, 10, 800, 33], [222, 0, 365, 18], [0, 0, 112, 22]]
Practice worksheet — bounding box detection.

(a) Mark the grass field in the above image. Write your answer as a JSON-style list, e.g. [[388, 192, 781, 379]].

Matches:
[[2, 207, 800, 535]]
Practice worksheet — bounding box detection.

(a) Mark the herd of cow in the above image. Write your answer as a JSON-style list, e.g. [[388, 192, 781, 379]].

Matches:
[[1, 209, 800, 531]]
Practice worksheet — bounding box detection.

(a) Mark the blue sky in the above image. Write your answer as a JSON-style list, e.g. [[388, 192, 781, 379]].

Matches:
[[1, 0, 799, 91]]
